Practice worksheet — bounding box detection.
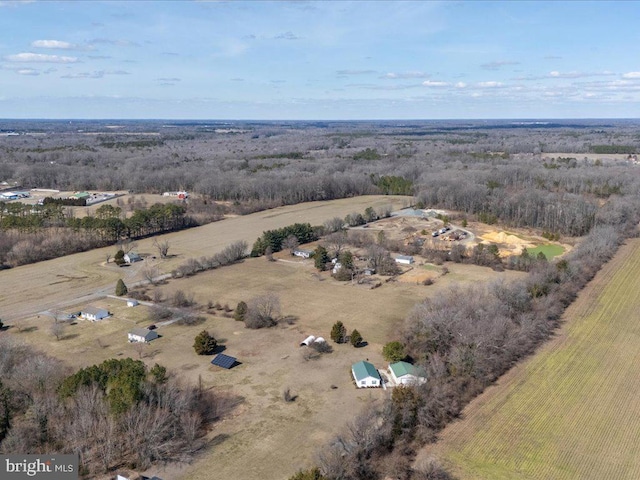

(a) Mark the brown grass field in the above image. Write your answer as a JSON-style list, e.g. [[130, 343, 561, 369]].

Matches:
[[8, 255, 525, 480], [0, 195, 412, 322], [419, 237, 640, 480], [4, 193, 530, 479]]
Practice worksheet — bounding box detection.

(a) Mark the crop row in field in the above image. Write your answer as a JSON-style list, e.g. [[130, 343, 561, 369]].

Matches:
[[423, 238, 640, 480]]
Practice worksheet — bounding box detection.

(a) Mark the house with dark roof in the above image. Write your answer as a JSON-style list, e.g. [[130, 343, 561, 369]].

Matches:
[[80, 306, 110, 321], [128, 328, 159, 343], [352, 360, 381, 388]]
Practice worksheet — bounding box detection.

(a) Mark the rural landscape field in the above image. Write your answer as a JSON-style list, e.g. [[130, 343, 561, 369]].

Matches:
[[2, 116, 640, 480], [422, 236, 640, 479]]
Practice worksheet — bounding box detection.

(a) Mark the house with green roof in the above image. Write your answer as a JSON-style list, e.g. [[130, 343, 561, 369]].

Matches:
[[389, 361, 427, 386], [351, 360, 381, 388]]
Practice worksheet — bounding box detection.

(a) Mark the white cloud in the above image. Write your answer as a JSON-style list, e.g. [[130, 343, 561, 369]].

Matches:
[[422, 80, 448, 87], [477, 81, 503, 88], [455, 82, 467, 88], [31, 40, 75, 49], [61, 70, 130, 79], [622, 72, 640, 79], [17, 68, 39, 75], [382, 71, 430, 79], [4, 52, 79, 63], [481, 60, 520, 70], [89, 38, 139, 47]]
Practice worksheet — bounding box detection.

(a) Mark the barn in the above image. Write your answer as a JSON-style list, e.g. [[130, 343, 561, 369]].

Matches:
[[351, 360, 381, 388]]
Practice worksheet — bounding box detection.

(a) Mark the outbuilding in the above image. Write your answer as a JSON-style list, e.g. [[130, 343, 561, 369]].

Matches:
[[394, 255, 414, 265], [352, 360, 381, 388], [389, 361, 427, 386], [126, 299, 139, 307], [128, 328, 158, 343], [293, 249, 314, 259], [80, 306, 110, 321], [300, 335, 316, 346], [124, 252, 142, 264]]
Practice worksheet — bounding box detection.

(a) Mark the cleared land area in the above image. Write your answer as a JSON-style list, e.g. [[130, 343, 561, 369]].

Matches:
[[421, 237, 640, 480], [10, 252, 525, 480], [0, 195, 409, 322]]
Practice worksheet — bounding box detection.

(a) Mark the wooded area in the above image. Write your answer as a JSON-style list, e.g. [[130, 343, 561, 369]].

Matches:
[[2, 119, 640, 479]]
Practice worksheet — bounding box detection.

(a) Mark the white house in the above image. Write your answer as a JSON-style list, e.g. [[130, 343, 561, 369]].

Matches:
[[80, 306, 110, 321], [332, 262, 342, 274], [124, 252, 142, 263], [395, 255, 414, 265], [389, 361, 427, 386], [293, 249, 313, 259], [128, 328, 159, 343], [352, 361, 381, 388]]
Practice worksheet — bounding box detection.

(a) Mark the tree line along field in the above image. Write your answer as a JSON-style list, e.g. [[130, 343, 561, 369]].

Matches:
[[421, 236, 640, 480], [0, 195, 409, 323]]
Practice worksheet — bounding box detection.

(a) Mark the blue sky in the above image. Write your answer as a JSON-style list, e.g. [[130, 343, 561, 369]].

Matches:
[[1, 0, 640, 119]]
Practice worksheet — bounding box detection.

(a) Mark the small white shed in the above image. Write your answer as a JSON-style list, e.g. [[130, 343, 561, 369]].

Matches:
[[395, 255, 414, 265], [126, 299, 139, 307]]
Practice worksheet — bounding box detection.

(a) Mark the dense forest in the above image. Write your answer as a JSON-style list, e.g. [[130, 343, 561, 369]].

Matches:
[[2, 119, 640, 479], [1, 119, 639, 267]]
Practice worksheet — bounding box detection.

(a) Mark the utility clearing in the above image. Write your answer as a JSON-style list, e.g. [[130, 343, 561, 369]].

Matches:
[[421, 237, 640, 480]]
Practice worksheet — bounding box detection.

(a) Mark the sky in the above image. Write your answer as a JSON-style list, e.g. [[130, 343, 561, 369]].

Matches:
[[1, 0, 640, 120]]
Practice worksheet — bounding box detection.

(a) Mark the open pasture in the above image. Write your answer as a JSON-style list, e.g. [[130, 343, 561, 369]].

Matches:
[[420, 237, 640, 480], [9, 248, 525, 480], [0, 195, 409, 323]]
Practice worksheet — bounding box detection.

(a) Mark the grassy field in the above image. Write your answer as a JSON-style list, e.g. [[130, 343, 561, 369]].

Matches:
[[0, 195, 411, 323], [9, 250, 525, 480], [526, 244, 565, 259], [421, 237, 640, 480]]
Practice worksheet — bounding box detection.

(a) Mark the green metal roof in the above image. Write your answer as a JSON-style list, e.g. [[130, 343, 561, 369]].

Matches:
[[352, 360, 380, 381], [390, 361, 426, 378]]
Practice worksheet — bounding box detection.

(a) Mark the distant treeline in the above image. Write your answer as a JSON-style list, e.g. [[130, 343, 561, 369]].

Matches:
[[42, 196, 87, 206], [0, 202, 195, 266]]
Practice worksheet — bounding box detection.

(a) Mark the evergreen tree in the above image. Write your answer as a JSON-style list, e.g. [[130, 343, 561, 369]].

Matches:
[[330, 321, 346, 344], [234, 301, 248, 321], [350, 329, 363, 347], [193, 330, 217, 355], [114, 249, 125, 265], [115, 279, 128, 296], [314, 245, 329, 271]]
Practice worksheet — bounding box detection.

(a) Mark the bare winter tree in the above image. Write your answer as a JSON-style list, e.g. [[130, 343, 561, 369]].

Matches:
[[142, 263, 160, 285], [50, 321, 65, 341], [153, 238, 171, 258], [282, 234, 300, 255], [245, 293, 281, 329], [323, 230, 348, 258]]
